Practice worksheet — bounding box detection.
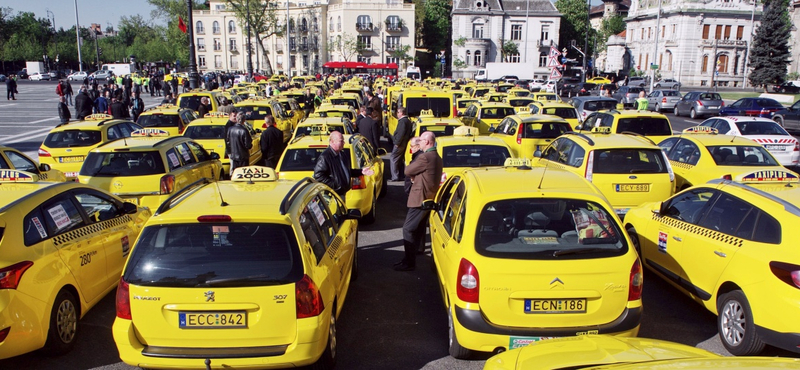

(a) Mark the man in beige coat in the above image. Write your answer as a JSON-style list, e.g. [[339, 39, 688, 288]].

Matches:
[[395, 131, 443, 271]]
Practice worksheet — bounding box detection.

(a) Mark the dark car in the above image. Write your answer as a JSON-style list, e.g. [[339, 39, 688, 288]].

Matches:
[[560, 82, 596, 98], [556, 78, 580, 94], [772, 82, 800, 94], [514, 80, 531, 90], [770, 99, 800, 131], [719, 97, 783, 117]]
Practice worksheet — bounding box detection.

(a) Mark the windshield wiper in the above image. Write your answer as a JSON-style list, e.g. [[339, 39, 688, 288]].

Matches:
[[553, 247, 609, 257]]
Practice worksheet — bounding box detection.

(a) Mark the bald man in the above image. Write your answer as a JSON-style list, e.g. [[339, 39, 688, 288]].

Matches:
[[313, 131, 374, 199]]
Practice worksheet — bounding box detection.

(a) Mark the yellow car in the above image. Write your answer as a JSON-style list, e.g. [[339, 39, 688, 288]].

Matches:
[[386, 89, 454, 138], [277, 134, 384, 223], [38, 114, 142, 180], [77, 134, 223, 210], [113, 166, 359, 369], [587, 76, 612, 84], [293, 115, 356, 140], [481, 92, 507, 103], [505, 97, 536, 113], [314, 103, 358, 122], [325, 92, 362, 112], [624, 174, 800, 355], [459, 102, 517, 134], [531, 92, 561, 102], [176, 90, 223, 114], [495, 83, 515, 93], [182, 113, 264, 176], [404, 114, 464, 164], [0, 170, 150, 359], [163, 72, 186, 85], [491, 114, 572, 159], [506, 88, 531, 97], [0, 145, 66, 182], [136, 104, 199, 136], [430, 159, 642, 359], [483, 334, 800, 370], [528, 100, 580, 130], [455, 98, 480, 115], [437, 127, 514, 182], [235, 98, 293, 143], [658, 127, 796, 191], [274, 95, 306, 130], [579, 109, 674, 143], [535, 130, 675, 216], [469, 86, 492, 99]]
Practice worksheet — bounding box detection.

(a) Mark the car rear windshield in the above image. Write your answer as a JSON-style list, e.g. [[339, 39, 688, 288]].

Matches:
[[754, 99, 783, 108], [698, 93, 722, 101], [294, 125, 345, 138], [475, 199, 626, 260], [584, 100, 618, 111], [661, 90, 680, 97], [481, 107, 516, 119], [80, 151, 166, 176], [734, 121, 789, 136], [184, 125, 227, 139], [279, 148, 350, 171], [508, 99, 533, 107], [138, 114, 181, 128], [329, 99, 358, 110], [708, 145, 779, 166], [43, 130, 102, 148], [123, 223, 304, 287], [524, 122, 572, 139], [457, 100, 477, 108], [179, 95, 204, 111], [442, 145, 511, 168], [616, 117, 672, 136], [626, 87, 644, 94], [419, 125, 458, 137], [238, 105, 273, 120], [540, 107, 578, 119], [317, 110, 355, 120], [405, 97, 452, 117], [592, 149, 668, 174]]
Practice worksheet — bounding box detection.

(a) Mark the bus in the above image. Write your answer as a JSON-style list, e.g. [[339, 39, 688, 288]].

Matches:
[[322, 61, 398, 77]]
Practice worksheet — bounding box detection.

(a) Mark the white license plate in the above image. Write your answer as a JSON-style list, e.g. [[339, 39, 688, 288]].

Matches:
[[766, 145, 787, 151], [707, 106, 719, 109]]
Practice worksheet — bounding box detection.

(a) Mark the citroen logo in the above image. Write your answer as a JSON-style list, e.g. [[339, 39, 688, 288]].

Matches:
[[550, 277, 564, 285], [204, 291, 215, 302]]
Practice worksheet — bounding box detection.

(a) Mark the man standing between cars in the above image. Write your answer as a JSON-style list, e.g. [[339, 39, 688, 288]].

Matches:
[[636, 91, 648, 110], [390, 106, 412, 181], [58, 96, 71, 124], [65, 79, 74, 106], [395, 131, 443, 271], [313, 131, 374, 200], [260, 115, 284, 168], [75, 87, 93, 120], [130, 91, 145, 122], [197, 96, 211, 117], [227, 112, 252, 172], [218, 98, 234, 114], [359, 108, 381, 155]]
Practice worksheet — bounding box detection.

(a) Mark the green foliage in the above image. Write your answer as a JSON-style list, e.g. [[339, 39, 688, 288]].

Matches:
[[555, 0, 596, 59], [598, 15, 625, 51], [788, 72, 800, 80], [453, 37, 466, 47], [434, 60, 442, 78], [421, 0, 451, 57], [500, 40, 519, 62], [749, 0, 792, 89], [225, 0, 284, 74], [452, 56, 467, 70], [389, 44, 416, 64]]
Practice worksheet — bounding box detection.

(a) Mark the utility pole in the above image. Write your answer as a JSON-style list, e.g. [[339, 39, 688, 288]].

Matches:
[[286, 0, 291, 77], [710, 40, 718, 91], [524, 0, 529, 63], [583, 0, 590, 82], [93, 27, 101, 71], [649, 0, 663, 93], [47, 9, 57, 72], [74, 0, 83, 71], [743, 0, 757, 87], [186, 0, 199, 89], [246, 0, 253, 80]]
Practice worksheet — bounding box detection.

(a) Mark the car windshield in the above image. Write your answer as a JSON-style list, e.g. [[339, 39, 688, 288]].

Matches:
[[178, 96, 204, 111], [707, 145, 779, 166], [457, 100, 477, 108], [734, 121, 790, 135], [238, 105, 273, 120], [404, 97, 452, 117], [123, 223, 304, 287], [419, 125, 458, 137], [584, 100, 618, 111], [592, 149, 668, 174], [480, 107, 516, 119], [328, 98, 358, 110], [699, 93, 722, 101], [508, 99, 534, 107], [317, 110, 355, 120], [540, 107, 578, 119], [43, 130, 102, 148], [442, 145, 511, 168], [475, 199, 626, 260], [80, 151, 166, 176], [184, 125, 227, 139], [279, 148, 350, 171], [616, 117, 672, 136], [524, 122, 572, 139], [138, 114, 181, 128], [294, 125, 345, 138]]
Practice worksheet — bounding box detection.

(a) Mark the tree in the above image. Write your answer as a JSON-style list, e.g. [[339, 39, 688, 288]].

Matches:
[[555, 0, 594, 59], [226, 0, 283, 75], [328, 34, 359, 62], [749, 0, 791, 90], [598, 15, 625, 51], [421, 0, 451, 56], [500, 39, 519, 62], [389, 44, 415, 67], [146, 0, 208, 67]]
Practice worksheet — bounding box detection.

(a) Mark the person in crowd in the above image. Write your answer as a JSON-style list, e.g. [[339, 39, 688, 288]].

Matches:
[[227, 112, 252, 172], [94, 91, 108, 114], [636, 90, 648, 110], [259, 115, 285, 168], [58, 96, 71, 124], [359, 108, 381, 155], [74, 87, 94, 120], [110, 93, 130, 119], [218, 98, 234, 114], [197, 96, 212, 117], [404, 137, 421, 196], [313, 131, 373, 200], [390, 106, 412, 181], [6, 75, 17, 100], [64, 79, 74, 106], [130, 91, 145, 122], [355, 106, 368, 133], [161, 93, 175, 105]]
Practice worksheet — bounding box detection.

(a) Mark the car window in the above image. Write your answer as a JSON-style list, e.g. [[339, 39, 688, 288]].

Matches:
[[555, 139, 576, 165], [165, 148, 183, 170], [436, 177, 461, 220], [43, 195, 86, 237], [662, 188, 717, 225], [441, 145, 512, 168], [319, 190, 347, 230], [753, 211, 781, 244], [616, 117, 672, 136], [4, 151, 37, 172], [118, 123, 136, 136], [667, 139, 701, 165], [700, 118, 717, 128], [74, 191, 122, 223], [593, 149, 668, 173], [524, 122, 571, 139], [23, 208, 49, 246], [542, 139, 560, 161], [81, 151, 166, 176], [44, 130, 102, 148], [0, 153, 8, 169], [697, 193, 753, 236], [187, 141, 211, 162], [138, 114, 182, 128], [734, 121, 789, 136], [443, 182, 466, 235], [707, 145, 778, 166], [658, 137, 680, 156]]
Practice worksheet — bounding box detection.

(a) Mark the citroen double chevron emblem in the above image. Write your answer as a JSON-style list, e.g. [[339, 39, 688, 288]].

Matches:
[[550, 277, 564, 285]]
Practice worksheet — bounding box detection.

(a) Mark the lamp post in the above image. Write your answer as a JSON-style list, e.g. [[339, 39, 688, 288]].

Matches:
[[246, 0, 253, 80], [74, 0, 83, 71], [649, 0, 663, 93], [186, 0, 199, 89], [46, 9, 56, 72], [583, 0, 590, 82], [286, 0, 291, 77], [743, 0, 757, 87]]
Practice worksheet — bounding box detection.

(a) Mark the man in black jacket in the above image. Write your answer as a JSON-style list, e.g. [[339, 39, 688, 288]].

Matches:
[[196, 97, 211, 117], [259, 115, 284, 168], [313, 131, 373, 199], [130, 91, 145, 122], [359, 109, 381, 155], [110, 95, 130, 119], [354, 106, 367, 133], [58, 96, 71, 123], [390, 106, 412, 181], [6, 75, 17, 100], [74, 88, 93, 120], [227, 112, 252, 172]]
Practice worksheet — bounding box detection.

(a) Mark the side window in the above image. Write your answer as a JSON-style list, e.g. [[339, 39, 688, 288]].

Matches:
[[300, 206, 326, 263], [436, 176, 461, 220], [443, 182, 466, 235], [118, 123, 135, 137], [714, 120, 731, 134], [5, 151, 37, 172], [353, 142, 369, 168], [659, 137, 679, 156], [662, 188, 717, 225], [43, 195, 87, 236], [542, 139, 560, 161], [23, 208, 49, 246], [753, 211, 781, 244], [74, 191, 122, 223], [599, 114, 614, 127], [530, 105, 539, 114], [319, 190, 347, 229], [566, 144, 586, 168], [668, 139, 701, 165], [165, 148, 183, 170], [187, 141, 210, 161], [583, 113, 600, 128], [697, 193, 753, 235], [309, 195, 335, 245], [556, 139, 576, 165], [0, 154, 8, 168], [700, 119, 717, 128], [452, 197, 468, 242], [175, 143, 197, 165], [107, 126, 122, 141]]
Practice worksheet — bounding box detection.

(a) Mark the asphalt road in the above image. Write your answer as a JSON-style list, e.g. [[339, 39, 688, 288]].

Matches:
[[0, 82, 798, 370]]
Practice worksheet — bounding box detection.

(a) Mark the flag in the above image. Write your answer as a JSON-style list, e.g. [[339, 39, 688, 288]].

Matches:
[[178, 16, 187, 34]]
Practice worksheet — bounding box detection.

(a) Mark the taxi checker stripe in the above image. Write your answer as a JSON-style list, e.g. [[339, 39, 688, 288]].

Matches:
[[670, 161, 693, 170], [651, 213, 743, 248], [53, 215, 132, 247]]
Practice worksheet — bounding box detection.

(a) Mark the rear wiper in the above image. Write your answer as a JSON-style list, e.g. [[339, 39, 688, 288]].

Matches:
[[553, 247, 609, 257]]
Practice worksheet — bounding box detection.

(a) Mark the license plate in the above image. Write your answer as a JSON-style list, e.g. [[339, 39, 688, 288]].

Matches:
[[708, 106, 718, 109], [525, 299, 587, 314], [765, 145, 787, 151], [179, 311, 247, 328], [615, 184, 650, 192], [58, 156, 85, 163]]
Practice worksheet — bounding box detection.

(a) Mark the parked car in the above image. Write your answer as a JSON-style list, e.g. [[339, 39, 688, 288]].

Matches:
[[543, 80, 557, 93], [612, 85, 645, 107], [569, 96, 619, 122], [654, 78, 681, 89], [68, 71, 88, 81], [772, 81, 800, 94], [588, 83, 617, 96], [528, 79, 545, 92], [16, 71, 28, 79], [673, 91, 724, 119], [513, 79, 530, 90], [627, 76, 648, 87], [646, 89, 682, 112], [560, 82, 596, 98], [719, 97, 783, 117], [770, 99, 800, 131], [91, 70, 113, 80], [28, 72, 50, 81]]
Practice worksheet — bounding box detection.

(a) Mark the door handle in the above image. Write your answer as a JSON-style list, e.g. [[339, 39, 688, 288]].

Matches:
[[672, 236, 682, 242], [714, 251, 727, 258], [441, 243, 445, 249]]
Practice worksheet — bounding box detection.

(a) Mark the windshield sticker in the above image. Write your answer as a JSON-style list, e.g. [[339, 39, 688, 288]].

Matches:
[[47, 204, 72, 231], [571, 209, 614, 240], [168, 152, 181, 167], [177, 146, 192, 161], [520, 236, 557, 245], [658, 232, 668, 253], [308, 201, 326, 226], [32, 217, 47, 238], [212, 225, 230, 247]]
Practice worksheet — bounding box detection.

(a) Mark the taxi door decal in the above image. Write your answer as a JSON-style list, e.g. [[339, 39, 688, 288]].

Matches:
[[658, 231, 668, 253]]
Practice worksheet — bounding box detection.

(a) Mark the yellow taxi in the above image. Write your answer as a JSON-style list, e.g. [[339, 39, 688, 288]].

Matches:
[[506, 88, 531, 97], [430, 159, 642, 359], [387, 89, 454, 138], [404, 112, 464, 164], [325, 92, 362, 112], [182, 113, 264, 176], [277, 134, 384, 223], [455, 98, 480, 115], [469, 86, 492, 99], [578, 109, 674, 143], [436, 127, 514, 182], [528, 100, 580, 130], [481, 92, 507, 103], [495, 83, 515, 93], [490, 114, 572, 159], [587, 76, 612, 84], [176, 89, 223, 113], [0, 145, 66, 182], [531, 92, 561, 102], [292, 115, 356, 140], [136, 104, 199, 136], [77, 133, 223, 210], [38, 114, 142, 180], [274, 95, 306, 130], [623, 174, 800, 355], [163, 72, 186, 85], [535, 130, 675, 217], [459, 102, 517, 134], [505, 97, 536, 113], [658, 127, 796, 191], [314, 103, 358, 122], [113, 166, 359, 369], [235, 98, 293, 144], [0, 170, 150, 359]]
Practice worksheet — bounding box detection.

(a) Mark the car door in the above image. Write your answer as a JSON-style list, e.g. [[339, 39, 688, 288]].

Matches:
[[784, 100, 800, 130], [302, 193, 345, 309], [356, 139, 383, 195], [172, 142, 206, 184], [318, 190, 357, 307], [429, 177, 465, 301], [678, 92, 695, 115], [186, 141, 220, 179], [647, 91, 660, 109]]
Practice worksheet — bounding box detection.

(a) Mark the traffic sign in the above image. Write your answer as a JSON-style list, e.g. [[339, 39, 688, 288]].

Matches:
[[547, 56, 561, 68], [549, 68, 562, 80], [650, 64, 659, 70]]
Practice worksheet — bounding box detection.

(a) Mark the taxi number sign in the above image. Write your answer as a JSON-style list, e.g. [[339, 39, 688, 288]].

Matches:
[[765, 145, 787, 151], [58, 156, 85, 163], [525, 299, 586, 314], [615, 184, 650, 192], [179, 311, 246, 328]]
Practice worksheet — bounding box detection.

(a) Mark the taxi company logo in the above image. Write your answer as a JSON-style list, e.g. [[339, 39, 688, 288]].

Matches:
[[205, 291, 215, 302]]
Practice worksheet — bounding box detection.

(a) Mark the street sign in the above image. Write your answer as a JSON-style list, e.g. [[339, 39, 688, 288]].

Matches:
[[561, 57, 567, 63], [547, 56, 560, 68], [650, 64, 659, 70], [549, 68, 562, 80]]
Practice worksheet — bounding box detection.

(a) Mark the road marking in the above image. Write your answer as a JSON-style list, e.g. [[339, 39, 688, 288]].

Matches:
[[2, 127, 53, 143], [30, 117, 60, 124]]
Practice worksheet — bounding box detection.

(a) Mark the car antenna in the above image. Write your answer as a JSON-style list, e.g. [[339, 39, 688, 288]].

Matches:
[[537, 158, 551, 190], [215, 181, 229, 206]]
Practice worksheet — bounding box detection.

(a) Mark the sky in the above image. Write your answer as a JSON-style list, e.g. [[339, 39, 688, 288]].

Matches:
[[1, 0, 165, 31]]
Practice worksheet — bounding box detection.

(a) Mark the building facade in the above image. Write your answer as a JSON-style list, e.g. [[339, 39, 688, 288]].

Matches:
[[590, 0, 630, 74], [624, 0, 762, 87], [450, 0, 562, 80]]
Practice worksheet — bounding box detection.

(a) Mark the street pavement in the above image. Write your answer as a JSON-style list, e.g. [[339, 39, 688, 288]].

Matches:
[[0, 82, 798, 370]]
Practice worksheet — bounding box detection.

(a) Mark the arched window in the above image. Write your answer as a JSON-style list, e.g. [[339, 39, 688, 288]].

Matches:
[[212, 21, 220, 34], [466, 50, 471, 66], [228, 20, 236, 33], [301, 18, 308, 32], [702, 55, 709, 73], [666, 51, 673, 71], [337, 16, 342, 32], [330, 17, 334, 32], [289, 19, 295, 33], [474, 50, 482, 66], [718, 54, 729, 73], [313, 17, 318, 32], [196, 21, 204, 34]]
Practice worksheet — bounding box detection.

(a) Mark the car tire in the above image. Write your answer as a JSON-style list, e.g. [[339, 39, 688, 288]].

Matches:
[[674, 106, 680, 116], [654, 104, 661, 113], [626, 227, 642, 259], [310, 306, 337, 370], [774, 115, 785, 128], [42, 289, 79, 356], [448, 306, 473, 359], [717, 290, 765, 356], [690, 108, 698, 119], [655, 84, 661, 88], [363, 188, 377, 224]]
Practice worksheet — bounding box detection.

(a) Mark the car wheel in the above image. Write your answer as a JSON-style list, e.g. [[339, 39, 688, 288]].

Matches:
[[448, 306, 473, 359], [717, 290, 765, 356], [363, 188, 377, 224], [690, 108, 698, 119], [43, 290, 79, 356], [655, 84, 661, 88], [626, 227, 642, 258], [310, 306, 337, 370], [674, 106, 680, 116], [654, 104, 661, 113], [774, 115, 785, 128]]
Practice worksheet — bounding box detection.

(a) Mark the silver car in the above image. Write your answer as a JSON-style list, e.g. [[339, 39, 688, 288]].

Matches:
[[646, 90, 682, 113], [569, 96, 619, 122], [654, 79, 681, 89], [612, 86, 645, 108], [68, 71, 88, 81], [673, 91, 724, 119]]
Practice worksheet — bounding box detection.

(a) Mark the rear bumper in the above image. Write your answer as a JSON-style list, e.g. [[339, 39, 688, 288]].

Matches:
[[756, 326, 800, 354], [0, 291, 48, 360]]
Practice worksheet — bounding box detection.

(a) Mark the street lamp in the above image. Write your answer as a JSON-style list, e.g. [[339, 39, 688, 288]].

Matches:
[[74, 0, 83, 71], [186, 0, 199, 89]]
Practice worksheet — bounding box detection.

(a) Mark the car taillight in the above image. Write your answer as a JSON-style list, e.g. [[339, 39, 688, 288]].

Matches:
[[794, 141, 799, 152], [696, 100, 703, 107], [179, 126, 185, 134], [770, 262, 800, 289], [351, 175, 366, 189], [296, 274, 324, 318], [516, 123, 523, 144], [224, 152, 229, 159], [662, 97, 667, 103], [456, 258, 480, 303], [584, 150, 594, 182], [0, 261, 33, 290], [628, 259, 643, 301], [198, 215, 232, 222], [662, 152, 674, 182], [38, 148, 51, 157], [721, 101, 725, 107], [0, 327, 9, 343], [116, 277, 131, 320], [160, 174, 175, 194], [453, 105, 458, 117]]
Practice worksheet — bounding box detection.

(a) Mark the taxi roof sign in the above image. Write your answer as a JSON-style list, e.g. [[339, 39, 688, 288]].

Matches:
[[683, 126, 718, 134], [204, 112, 230, 118], [504, 158, 532, 167], [453, 126, 480, 136], [231, 166, 277, 182], [0, 170, 39, 183], [738, 170, 800, 183], [84, 113, 113, 121], [132, 128, 170, 137], [419, 109, 435, 117]]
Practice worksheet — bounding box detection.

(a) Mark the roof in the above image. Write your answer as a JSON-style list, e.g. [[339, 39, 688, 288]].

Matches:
[[465, 165, 603, 198], [517, 114, 569, 123], [185, 116, 231, 126], [453, 0, 557, 13], [50, 119, 128, 131], [589, 0, 631, 17], [437, 135, 510, 147], [0, 181, 65, 210], [568, 132, 659, 148], [95, 137, 184, 150], [677, 133, 763, 146]]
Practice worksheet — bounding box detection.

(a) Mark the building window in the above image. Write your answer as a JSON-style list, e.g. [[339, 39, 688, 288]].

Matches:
[[540, 25, 549, 41], [737, 25, 744, 40], [289, 19, 295, 33], [198, 55, 206, 68], [213, 38, 221, 51], [719, 54, 729, 73], [672, 24, 676, 37], [638, 54, 642, 69], [386, 36, 400, 50], [291, 55, 296, 69], [302, 55, 309, 70], [661, 25, 665, 38], [357, 56, 371, 63], [301, 18, 308, 32], [473, 23, 484, 39], [230, 55, 238, 69], [228, 20, 236, 33], [196, 21, 204, 34], [474, 50, 482, 66], [509, 54, 520, 63], [197, 38, 205, 51], [386, 56, 399, 64], [337, 16, 341, 31], [511, 24, 523, 41], [667, 51, 673, 71], [229, 39, 237, 52], [213, 21, 220, 34], [539, 53, 547, 67], [290, 37, 296, 51], [466, 50, 471, 65], [648, 27, 652, 39], [357, 15, 372, 30], [214, 55, 222, 69], [330, 17, 334, 32], [724, 25, 731, 40], [715, 25, 723, 40], [640, 28, 645, 40], [277, 55, 283, 70], [702, 55, 709, 72], [358, 35, 371, 51], [702, 25, 710, 39]]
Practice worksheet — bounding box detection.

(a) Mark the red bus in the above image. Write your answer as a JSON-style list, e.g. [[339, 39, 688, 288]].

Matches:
[[322, 61, 398, 77]]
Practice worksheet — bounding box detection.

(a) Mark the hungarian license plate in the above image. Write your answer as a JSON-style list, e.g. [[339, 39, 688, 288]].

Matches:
[[765, 145, 787, 151], [179, 311, 247, 328], [525, 299, 587, 314], [58, 156, 85, 163], [708, 106, 718, 109], [615, 184, 650, 192]]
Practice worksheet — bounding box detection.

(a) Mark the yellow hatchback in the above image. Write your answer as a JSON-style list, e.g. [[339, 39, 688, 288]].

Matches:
[[491, 114, 572, 159], [0, 170, 150, 359], [292, 115, 356, 140], [578, 110, 675, 143], [182, 113, 263, 176], [506, 97, 536, 113], [235, 98, 293, 144], [528, 100, 580, 130], [459, 102, 517, 134], [430, 161, 642, 358], [0, 145, 66, 182], [135, 104, 199, 136], [113, 166, 360, 369]]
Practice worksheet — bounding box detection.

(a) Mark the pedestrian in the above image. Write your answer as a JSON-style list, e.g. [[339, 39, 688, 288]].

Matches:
[[161, 93, 175, 105], [217, 98, 234, 114], [395, 131, 443, 271], [367, 90, 382, 131], [65, 80, 74, 106], [227, 112, 253, 172], [110, 93, 130, 119], [197, 96, 211, 117], [58, 96, 71, 124], [224, 110, 238, 158], [260, 115, 285, 168], [94, 91, 108, 114], [162, 78, 171, 97], [636, 90, 648, 110], [56, 80, 65, 97], [130, 91, 145, 122], [170, 77, 179, 97], [303, 88, 314, 115], [6, 75, 17, 100], [355, 106, 368, 132], [359, 108, 381, 155], [390, 106, 412, 181], [314, 88, 324, 109], [404, 137, 421, 195], [313, 131, 373, 199], [74, 87, 93, 120]]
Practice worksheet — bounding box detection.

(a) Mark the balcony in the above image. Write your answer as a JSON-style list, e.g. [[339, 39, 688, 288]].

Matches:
[[275, 44, 283, 53], [289, 44, 297, 52], [300, 43, 309, 52], [300, 25, 308, 33], [385, 19, 404, 32], [700, 39, 747, 47], [386, 44, 401, 52], [356, 22, 373, 32], [312, 25, 319, 33], [196, 28, 205, 35], [310, 42, 318, 51], [213, 45, 222, 51], [199, 63, 207, 69], [228, 28, 236, 34], [358, 44, 375, 53], [212, 28, 220, 35], [198, 45, 206, 51]]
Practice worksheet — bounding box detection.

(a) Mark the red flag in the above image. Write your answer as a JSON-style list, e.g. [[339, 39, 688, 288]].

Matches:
[[178, 16, 187, 33]]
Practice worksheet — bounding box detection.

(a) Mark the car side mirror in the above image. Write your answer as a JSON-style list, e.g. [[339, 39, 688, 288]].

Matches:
[[575, 124, 583, 130], [488, 127, 496, 133], [210, 152, 221, 160], [39, 163, 51, 172], [533, 150, 542, 158], [656, 201, 667, 216], [345, 208, 362, 220], [123, 202, 139, 214], [457, 112, 463, 117]]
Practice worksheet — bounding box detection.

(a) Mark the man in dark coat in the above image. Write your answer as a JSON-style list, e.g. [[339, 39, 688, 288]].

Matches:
[[74, 88, 94, 120], [6, 75, 17, 100], [110, 95, 130, 119], [354, 106, 368, 133], [313, 131, 373, 199], [359, 109, 381, 155], [259, 115, 285, 168], [390, 106, 412, 181], [227, 112, 252, 172], [196, 97, 211, 117], [58, 96, 71, 123], [130, 91, 145, 122]]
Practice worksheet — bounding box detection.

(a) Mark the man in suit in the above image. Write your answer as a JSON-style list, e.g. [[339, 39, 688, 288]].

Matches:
[[355, 106, 368, 133], [390, 106, 412, 181], [395, 131, 443, 271], [358, 109, 381, 154], [260, 115, 285, 168]]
